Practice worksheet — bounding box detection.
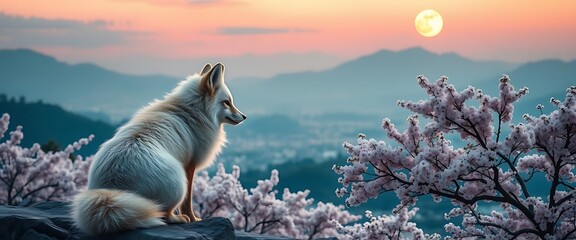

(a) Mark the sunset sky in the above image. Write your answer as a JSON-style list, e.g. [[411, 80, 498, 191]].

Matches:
[[1, 0, 575, 78]]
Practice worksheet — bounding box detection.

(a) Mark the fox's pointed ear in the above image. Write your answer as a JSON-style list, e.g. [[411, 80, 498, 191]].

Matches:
[[200, 63, 225, 96], [210, 63, 225, 84], [200, 63, 212, 75]]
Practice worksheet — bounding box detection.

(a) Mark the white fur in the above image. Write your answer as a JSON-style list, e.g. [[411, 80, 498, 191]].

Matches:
[[72, 189, 165, 235], [71, 63, 245, 234]]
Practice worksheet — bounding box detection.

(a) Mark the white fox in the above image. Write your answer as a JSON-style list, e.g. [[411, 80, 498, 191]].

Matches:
[[71, 63, 246, 234]]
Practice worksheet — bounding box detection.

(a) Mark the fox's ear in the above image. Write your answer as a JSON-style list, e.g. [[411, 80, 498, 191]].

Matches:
[[201, 63, 225, 96], [200, 63, 212, 75], [209, 63, 225, 88]]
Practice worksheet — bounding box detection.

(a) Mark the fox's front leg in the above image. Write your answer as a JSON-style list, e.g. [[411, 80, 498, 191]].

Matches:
[[180, 164, 202, 222]]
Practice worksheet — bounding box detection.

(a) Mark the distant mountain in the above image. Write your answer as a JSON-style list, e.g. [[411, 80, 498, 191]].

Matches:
[[474, 59, 576, 96], [2, 48, 573, 121], [0, 96, 115, 156], [0, 49, 180, 120], [228, 47, 518, 116], [474, 59, 576, 117]]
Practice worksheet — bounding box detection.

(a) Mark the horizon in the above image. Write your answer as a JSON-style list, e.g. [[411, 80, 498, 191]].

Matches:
[[1, 0, 575, 78], [1, 46, 574, 80]]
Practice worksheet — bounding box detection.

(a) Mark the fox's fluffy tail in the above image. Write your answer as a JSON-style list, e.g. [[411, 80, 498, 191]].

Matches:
[[71, 189, 165, 235]]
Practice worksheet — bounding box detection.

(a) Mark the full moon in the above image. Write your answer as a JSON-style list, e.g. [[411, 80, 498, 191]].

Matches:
[[415, 9, 443, 37]]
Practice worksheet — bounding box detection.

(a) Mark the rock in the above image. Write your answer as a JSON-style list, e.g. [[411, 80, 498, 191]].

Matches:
[[0, 202, 292, 240]]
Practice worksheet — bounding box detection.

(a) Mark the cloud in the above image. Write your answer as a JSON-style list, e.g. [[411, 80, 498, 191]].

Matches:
[[0, 12, 144, 48], [217, 27, 313, 35], [0, 13, 109, 29], [111, 0, 244, 7], [188, 0, 222, 4], [188, 0, 245, 5]]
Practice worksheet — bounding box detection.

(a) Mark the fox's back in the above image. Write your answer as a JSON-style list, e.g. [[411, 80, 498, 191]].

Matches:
[[88, 132, 187, 209]]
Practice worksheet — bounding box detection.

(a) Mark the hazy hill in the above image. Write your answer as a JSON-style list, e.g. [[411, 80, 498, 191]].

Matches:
[[1, 48, 519, 120], [474, 59, 576, 117], [0, 49, 180, 121], [228, 47, 518, 115], [2, 48, 573, 122], [0, 96, 116, 156], [505, 59, 576, 97]]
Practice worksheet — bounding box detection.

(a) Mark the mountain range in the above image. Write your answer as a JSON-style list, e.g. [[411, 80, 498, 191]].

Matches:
[[229, 48, 575, 117], [1, 48, 575, 121], [229, 47, 518, 115], [0, 49, 180, 122]]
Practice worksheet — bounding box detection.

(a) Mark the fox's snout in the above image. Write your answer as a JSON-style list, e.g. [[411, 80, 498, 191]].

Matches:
[[226, 109, 247, 125]]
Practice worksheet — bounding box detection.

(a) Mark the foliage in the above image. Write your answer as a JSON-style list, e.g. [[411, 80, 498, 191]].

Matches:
[[41, 139, 62, 153], [0, 113, 93, 206], [334, 76, 576, 239], [194, 163, 360, 239]]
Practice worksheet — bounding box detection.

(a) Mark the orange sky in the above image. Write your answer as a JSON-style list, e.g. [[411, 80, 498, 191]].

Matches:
[[1, 0, 575, 77]]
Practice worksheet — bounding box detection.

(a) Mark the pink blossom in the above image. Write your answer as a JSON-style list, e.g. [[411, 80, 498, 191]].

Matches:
[[0, 113, 94, 206], [333, 207, 440, 240], [334, 76, 576, 239], [194, 163, 359, 239]]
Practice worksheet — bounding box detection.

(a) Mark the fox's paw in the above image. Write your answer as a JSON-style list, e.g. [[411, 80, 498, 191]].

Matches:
[[183, 212, 202, 222], [166, 213, 191, 224]]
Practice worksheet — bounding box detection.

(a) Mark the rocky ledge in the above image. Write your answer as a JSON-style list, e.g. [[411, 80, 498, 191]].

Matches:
[[0, 201, 291, 240]]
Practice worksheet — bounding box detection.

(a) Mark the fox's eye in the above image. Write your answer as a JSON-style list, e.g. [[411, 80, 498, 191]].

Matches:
[[223, 100, 231, 106]]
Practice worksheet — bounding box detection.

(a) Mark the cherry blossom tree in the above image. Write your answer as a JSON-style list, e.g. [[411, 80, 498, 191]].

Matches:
[[0, 113, 94, 206], [332, 208, 440, 240], [333, 76, 576, 239], [194, 163, 360, 239]]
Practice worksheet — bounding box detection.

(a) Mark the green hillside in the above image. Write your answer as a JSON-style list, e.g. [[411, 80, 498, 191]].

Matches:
[[0, 94, 115, 156]]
